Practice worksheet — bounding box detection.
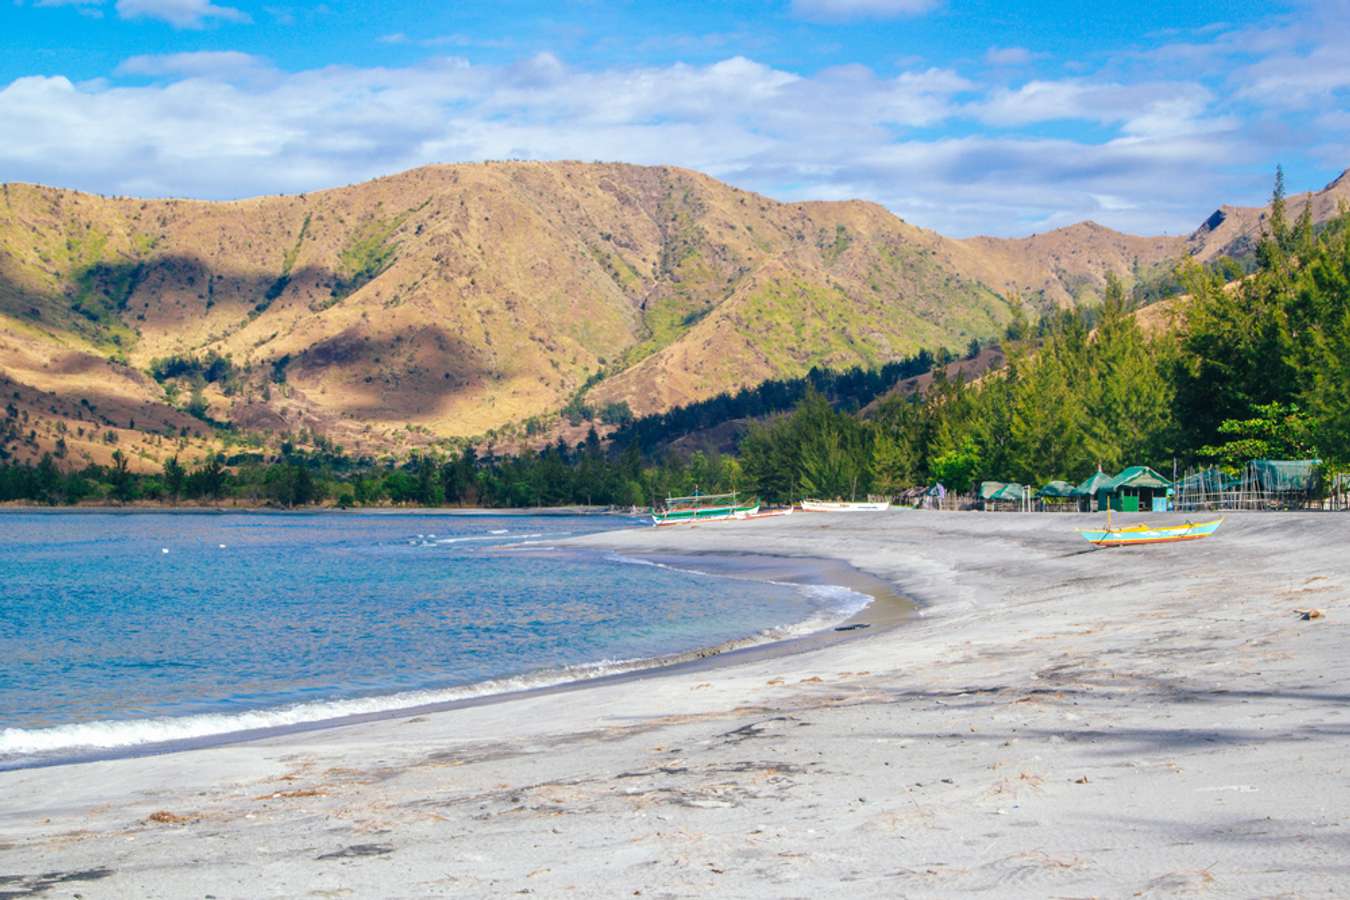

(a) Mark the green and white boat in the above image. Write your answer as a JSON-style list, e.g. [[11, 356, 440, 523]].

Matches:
[[651, 491, 759, 526]]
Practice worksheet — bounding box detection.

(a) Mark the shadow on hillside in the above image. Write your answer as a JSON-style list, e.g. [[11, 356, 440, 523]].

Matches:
[[287, 325, 496, 421], [0, 255, 354, 342]]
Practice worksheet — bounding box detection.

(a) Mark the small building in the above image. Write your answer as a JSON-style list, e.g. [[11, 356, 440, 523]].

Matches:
[[916, 482, 949, 510], [898, 485, 928, 508], [1071, 469, 1112, 512], [980, 481, 1028, 511], [1098, 465, 1173, 512], [1036, 480, 1077, 511]]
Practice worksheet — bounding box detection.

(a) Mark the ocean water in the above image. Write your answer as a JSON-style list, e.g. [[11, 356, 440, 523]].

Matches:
[[0, 511, 867, 766]]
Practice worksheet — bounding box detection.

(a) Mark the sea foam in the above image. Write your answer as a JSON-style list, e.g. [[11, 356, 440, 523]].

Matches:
[[0, 580, 871, 762]]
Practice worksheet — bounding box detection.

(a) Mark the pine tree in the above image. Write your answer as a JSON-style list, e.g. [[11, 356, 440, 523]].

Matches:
[[162, 455, 186, 502], [109, 449, 136, 502], [1005, 338, 1093, 484], [1091, 273, 1176, 469], [1270, 164, 1289, 251]]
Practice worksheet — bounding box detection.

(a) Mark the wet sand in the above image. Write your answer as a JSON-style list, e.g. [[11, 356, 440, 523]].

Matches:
[[2, 511, 1348, 897]]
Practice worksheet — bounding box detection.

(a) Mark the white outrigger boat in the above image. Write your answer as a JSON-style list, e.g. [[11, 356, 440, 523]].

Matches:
[[800, 499, 891, 512], [651, 491, 760, 526], [743, 506, 794, 520]]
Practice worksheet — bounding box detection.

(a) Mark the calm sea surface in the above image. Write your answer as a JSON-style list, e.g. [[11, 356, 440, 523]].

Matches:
[[0, 512, 865, 765]]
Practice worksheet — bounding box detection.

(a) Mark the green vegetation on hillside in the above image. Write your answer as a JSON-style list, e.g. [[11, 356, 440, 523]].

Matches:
[[257, 213, 311, 313], [320, 201, 428, 308], [6, 178, 1344, 509], [737, 172, 1350, 498]]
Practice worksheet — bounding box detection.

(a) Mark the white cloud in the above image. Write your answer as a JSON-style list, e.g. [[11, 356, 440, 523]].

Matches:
[[32, 0, 104, 17], [790, 0, 940, 22], [1235, 44, 1350, 109], [115, 0, 250, 28], [973, 79, 1226, 141], [984, 46, 1040, 66], [116, 51, 270, 79], [378, 32, 512, 49], [0, 51, 1309, 237]]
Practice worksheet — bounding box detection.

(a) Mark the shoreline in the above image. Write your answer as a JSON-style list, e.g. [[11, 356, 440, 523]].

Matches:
[[3, 511, 1348, 897], [0, 545, 910, 772], [0, 503, 628, 515]]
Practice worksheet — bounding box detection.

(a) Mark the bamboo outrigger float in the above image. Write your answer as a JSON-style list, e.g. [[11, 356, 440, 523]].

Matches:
[[651, 491, 760, 526], [1080, 510, 1225, 547]]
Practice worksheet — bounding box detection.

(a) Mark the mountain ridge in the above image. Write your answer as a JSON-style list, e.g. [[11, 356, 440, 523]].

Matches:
[[1, 161, 1343, 471]]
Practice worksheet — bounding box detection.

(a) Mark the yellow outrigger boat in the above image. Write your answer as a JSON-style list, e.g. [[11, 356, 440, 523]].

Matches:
[[1080, 512, 1225, 547]]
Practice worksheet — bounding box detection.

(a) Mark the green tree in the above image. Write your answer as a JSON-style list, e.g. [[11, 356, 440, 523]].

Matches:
[[413, 455, 445, 506], [1197, 401, 1315, 467], [599, 401, 634, 426], [870, 429, 916, 495], [162, 455, 186, 502], [187, 455, 227, 500], [929, 436, 982, 493], [35, 453, 61, 504], [799, 427, 869, 500], [1091, 272, 1177, 469], [109, 449, 136, 502], [1004, 294, 1030, 342]]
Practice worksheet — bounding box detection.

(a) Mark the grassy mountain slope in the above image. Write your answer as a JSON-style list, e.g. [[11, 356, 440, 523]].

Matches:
[[4, 161, 1338, 470], [959, 223, 1185, 307], [1185, 169, 1350, 263]]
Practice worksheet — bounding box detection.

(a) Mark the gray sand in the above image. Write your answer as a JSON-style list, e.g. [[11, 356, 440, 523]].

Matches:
[[2, 511, 1348, 897]]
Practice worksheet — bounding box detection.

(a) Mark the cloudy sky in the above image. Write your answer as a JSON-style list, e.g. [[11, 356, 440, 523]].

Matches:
[[4, 0, 1347, 236]]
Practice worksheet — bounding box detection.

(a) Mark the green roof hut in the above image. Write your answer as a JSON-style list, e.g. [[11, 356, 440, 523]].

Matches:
[[979, 481, 1028, 511], [1098, 465, 1173, 512], [1036, 480, 1077, 511], [1071, 469, 1113, 512]]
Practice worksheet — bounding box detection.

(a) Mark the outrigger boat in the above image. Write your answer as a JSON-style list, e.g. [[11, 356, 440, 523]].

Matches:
[[800, 499, 891, 512], [743, 506, 793, 520], [651, 491, 760, 526], [1080, 511, 1224, 547]]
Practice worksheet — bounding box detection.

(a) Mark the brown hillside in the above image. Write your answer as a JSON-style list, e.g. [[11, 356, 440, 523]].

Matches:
[[1186, 169, 1350, 263], [960, 223, 1184, 308], [3, 161, 1340, 470], [860, 345, 1008, 416]]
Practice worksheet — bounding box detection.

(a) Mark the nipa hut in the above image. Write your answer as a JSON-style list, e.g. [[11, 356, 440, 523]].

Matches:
[[979, 481, 1029, 511], [1071, 469, 1112, 512], [1097, 465, 1173, 512], [1036, 480, 1077, 511]]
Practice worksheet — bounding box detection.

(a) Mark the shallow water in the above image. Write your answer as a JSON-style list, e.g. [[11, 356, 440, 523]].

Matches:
[[0, 511, 867, 763]]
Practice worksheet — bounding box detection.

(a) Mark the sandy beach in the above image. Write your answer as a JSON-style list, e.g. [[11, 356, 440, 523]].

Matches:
[[3, 511, 1348, 898]]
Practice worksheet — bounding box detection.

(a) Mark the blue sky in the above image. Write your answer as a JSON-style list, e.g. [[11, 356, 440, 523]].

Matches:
[[4, 0, 1347, 235]]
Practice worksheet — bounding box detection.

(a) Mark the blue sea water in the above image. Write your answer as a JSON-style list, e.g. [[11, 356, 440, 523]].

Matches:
[[0, 512, 865, 765]]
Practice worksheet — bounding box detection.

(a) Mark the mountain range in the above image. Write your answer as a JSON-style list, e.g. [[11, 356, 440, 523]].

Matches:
[[1, 162, 1345, 470]]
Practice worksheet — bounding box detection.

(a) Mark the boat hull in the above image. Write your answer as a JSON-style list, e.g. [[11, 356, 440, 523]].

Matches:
[[652, 503, 760, 526], [800, 500, 891, 512], [1080, 518, 1224, 547], [744, 507, 793, 520]]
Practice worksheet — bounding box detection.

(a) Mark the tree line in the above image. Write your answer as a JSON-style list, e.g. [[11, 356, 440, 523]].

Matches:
[[0, 433, 740, 509]]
